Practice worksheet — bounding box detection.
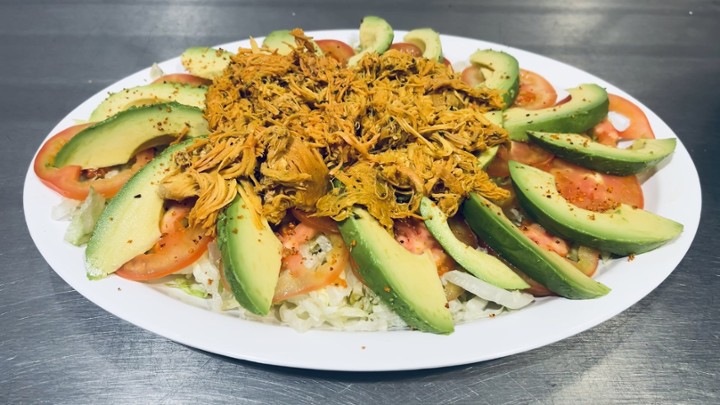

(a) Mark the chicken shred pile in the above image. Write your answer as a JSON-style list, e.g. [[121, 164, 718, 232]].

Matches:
[[160, 29, 510, 234]]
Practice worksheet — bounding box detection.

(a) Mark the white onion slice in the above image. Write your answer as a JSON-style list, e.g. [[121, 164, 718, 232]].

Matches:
[[608, 111, 630, 131], [442, 270, 534, 310]]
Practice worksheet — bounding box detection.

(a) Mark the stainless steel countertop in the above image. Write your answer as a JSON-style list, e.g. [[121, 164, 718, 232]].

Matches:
[[2, 0, 718, 403]]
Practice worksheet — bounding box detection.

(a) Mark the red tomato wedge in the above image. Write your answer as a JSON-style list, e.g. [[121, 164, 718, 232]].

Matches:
[[116, 203, 212, 281], [394, 219, 456, 276], [389, 42, 423, 57], [273, 222, 350, 302], [608, 94, 655, 139], [316, 39, 355, 65], [34, 124, 154, 200], [512, 69, 557, 109], [152, 73, 212, 86], [486, 140, 555, 178], [550, 159, 644, 211]]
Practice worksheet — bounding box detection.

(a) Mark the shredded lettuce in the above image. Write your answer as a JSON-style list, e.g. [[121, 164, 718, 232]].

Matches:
[[64, 188, 106, 246], [166, 276, 209, 298], [164, 247, 241, 313], [161, 241, 529, 332], [277, 269, 407, 332], [52, 198, 80, 221]]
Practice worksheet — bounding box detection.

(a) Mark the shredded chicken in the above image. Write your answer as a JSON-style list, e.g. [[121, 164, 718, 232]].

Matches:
[[160, 29, 510, 234]]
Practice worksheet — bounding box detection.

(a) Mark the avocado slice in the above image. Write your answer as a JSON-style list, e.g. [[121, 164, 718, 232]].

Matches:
[[85, 139, 194, 279], [403, 28, 443, 61], [54, 102, 208, 169], [462, 193, 611, 299], [347, 16, 394, 66], [477, 111, 504, 168], [89, 82, 207, 122], [262, 30, 323, 55], [216, 192, 283, 316], [478, 146, 499, 169], [337, 208, 454, 334], [527, 131, 677, 176], [420, 198, 529, 290], [503, 84, 609, 141], [509, 161, 683, 255], [468, 49, 520, 109], [181, 47, 233, 80]]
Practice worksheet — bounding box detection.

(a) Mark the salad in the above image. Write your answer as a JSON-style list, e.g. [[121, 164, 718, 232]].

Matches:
[[33, 16, 683, 335]]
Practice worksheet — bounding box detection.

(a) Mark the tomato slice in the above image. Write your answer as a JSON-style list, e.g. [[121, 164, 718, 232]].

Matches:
[[152, 73, 212, 86], [520, 221, 570, 257], [442, 57, 453, 73], [512, 69, 557, 109], [116, 203, 212, 281], [486, 140, 555, 178], [591, 118, 621, 147], [550, 159, 644, 211], [460, 64, 484, 87], [519, 222, 602, 295], [608, 94, 655, 139], [291, 209, 339, 235], [589, 95, 655, 146], [273, 222, 349, 302], [394, 219, 455, 276], [33, 124, 154, 200], [316, 39, 355, 65], [389, 42, 423, 57]]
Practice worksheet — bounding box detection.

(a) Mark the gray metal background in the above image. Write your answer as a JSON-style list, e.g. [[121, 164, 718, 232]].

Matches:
[[2, 0, 718, 403]]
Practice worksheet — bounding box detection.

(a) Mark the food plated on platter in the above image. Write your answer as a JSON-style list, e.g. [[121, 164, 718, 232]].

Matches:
[[25, 16, 698, 370]]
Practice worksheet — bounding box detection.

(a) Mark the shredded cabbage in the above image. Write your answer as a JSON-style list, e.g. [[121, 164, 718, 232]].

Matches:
[[166, 277, 209, 298], [64, 188, 106, 246], [164, 244, 538, 331], [163, 238, 534, 331], [52, 198, 80, 221], [276, 269, 407, 332]]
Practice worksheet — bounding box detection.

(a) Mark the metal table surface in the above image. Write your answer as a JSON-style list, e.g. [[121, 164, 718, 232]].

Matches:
[[2, 0, 718, 403]]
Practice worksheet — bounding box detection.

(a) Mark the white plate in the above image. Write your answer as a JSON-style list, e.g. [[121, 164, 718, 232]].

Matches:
[[23, 30, 701, 371]]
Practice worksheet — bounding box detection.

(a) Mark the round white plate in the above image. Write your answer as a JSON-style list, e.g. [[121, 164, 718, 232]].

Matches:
[[24, 30, 701, 371]]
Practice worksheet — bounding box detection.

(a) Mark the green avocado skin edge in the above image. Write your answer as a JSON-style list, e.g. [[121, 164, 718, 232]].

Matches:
[[503, 84, 608, 142], [337, 209, 454, 334], [508, 161, 683, 256], [462, 193, 610, 299], [216, 194, 283, 316], [526, 131, 677, 176], [216, 208, 267, 315]]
